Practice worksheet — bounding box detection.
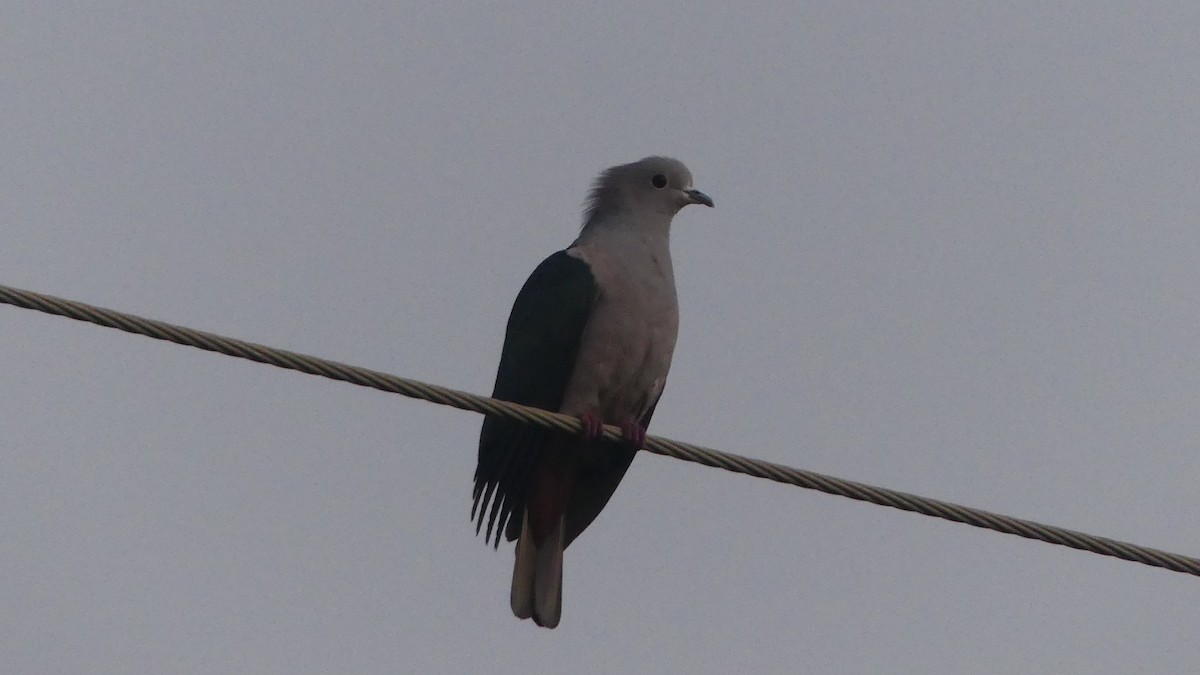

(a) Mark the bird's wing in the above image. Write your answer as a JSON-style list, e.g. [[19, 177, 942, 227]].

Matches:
[[473, 249, 598, 547]]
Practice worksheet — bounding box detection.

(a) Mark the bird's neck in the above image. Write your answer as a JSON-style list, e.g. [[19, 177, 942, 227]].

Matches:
[[573, 215, 673, 255], [571, 217, 675, 284]]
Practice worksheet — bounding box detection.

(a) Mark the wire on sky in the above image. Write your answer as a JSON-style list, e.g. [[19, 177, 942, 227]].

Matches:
[[2, 282, 1197, 578]]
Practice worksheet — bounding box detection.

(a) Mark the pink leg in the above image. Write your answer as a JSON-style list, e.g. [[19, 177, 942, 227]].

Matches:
[[577, 412, 604, 441], [619, 419, 647, 449]]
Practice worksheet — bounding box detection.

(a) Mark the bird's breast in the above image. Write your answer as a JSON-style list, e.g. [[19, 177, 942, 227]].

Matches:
[[560, 244, 679, 421]]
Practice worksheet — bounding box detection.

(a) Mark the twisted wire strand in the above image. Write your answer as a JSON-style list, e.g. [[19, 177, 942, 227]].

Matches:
[[2, 282, 1197, 577]]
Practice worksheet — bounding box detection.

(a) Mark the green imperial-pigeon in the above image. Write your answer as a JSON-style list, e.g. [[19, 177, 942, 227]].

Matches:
[[472, 156, 713, 628]]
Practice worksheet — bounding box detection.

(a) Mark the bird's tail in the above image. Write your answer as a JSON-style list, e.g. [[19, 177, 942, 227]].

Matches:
[[510, 510, 565, 629]]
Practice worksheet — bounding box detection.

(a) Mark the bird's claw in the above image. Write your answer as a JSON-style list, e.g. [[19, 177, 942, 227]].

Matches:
[[578, 412, 604, 441], [577, 413, 646, 448], [620, 420, 647, 449]]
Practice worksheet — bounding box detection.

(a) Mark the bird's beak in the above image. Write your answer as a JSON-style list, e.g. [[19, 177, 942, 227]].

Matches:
[[685, 188, 714, 207]]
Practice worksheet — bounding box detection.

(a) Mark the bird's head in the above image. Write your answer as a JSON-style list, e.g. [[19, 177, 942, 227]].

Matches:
[[583, 156, 713, 229]]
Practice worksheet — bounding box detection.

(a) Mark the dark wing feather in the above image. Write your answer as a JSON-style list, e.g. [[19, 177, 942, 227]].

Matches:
[[473, 250, 598, 547]]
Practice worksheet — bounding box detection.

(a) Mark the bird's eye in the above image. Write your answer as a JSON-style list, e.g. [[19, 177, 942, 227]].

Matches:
[[651, 174, 668, 189]]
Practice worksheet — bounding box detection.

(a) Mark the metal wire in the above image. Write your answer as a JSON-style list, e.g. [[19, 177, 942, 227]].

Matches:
[[3, 282, 1197, 577]]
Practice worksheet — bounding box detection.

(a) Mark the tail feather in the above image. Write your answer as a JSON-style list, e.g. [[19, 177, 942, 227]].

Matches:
[[510, 511, 565, 628], [511, 512, 536, 620]]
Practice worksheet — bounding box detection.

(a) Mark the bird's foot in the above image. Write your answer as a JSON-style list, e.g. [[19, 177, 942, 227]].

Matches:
[[619, 419, 647, 449], [577, 412, 604, 442]]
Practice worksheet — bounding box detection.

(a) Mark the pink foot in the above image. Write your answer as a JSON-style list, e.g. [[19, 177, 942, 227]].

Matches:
[[620, 419, 647, 449], [577, 412, 604, 441]]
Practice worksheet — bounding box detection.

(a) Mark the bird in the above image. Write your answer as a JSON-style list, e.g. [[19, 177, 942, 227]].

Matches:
[[472, 156, 713, 628]]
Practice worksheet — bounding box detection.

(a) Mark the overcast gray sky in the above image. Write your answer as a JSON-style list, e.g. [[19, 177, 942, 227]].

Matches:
[[4, 3, 1199, 673]]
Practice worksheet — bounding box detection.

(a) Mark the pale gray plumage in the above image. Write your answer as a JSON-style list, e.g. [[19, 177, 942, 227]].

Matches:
[[474, 156, 711, 628]]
